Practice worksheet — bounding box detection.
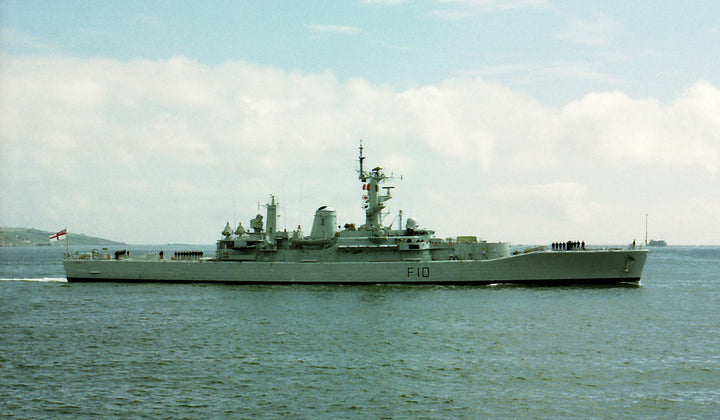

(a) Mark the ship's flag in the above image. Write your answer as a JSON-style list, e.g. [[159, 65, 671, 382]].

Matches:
[[49, 229, 67, 241]]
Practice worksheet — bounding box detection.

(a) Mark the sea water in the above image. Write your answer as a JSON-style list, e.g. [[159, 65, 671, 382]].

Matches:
[[1, 245, 719, 418]]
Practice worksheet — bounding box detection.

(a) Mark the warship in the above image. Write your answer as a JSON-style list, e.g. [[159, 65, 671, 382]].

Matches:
[[64, 144, 648, 285]]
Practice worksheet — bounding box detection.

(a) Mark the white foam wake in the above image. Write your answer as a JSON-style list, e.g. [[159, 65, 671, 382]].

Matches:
[[0, 277, 68, 282]]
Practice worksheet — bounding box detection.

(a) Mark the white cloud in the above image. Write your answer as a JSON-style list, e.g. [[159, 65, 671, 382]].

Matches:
[[361, 0, 410, 4], [0, 28, 54, 51], [432, 0, 549, 19], [306, 24, 361, 35], [555, 13, 616, 46], [560, 83, 720, 171], [458, 61, 626, 89], [436, 0, 548, 11], [134, 13, 163, 28], [1, 55, 719, 244]]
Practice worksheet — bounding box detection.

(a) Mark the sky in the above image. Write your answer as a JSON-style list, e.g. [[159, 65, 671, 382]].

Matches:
[[1, 0, 719, 245]]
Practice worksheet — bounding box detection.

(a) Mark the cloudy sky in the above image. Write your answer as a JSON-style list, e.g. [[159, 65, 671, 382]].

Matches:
[[1, 0, 719, 245]]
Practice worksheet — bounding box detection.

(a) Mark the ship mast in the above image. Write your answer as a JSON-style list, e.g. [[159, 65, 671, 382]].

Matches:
[[358, 142, 393, 231], [358, 141, 366, 182]]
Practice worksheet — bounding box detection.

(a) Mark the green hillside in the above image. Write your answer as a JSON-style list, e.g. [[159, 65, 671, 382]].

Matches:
[[0, 227, 124, 247]]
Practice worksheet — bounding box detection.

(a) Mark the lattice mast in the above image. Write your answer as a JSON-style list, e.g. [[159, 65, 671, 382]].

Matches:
[[358, 141, 393, 230]]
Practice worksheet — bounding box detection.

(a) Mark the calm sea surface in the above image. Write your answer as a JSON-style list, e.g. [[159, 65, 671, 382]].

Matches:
[[1, 245, 719, 418]]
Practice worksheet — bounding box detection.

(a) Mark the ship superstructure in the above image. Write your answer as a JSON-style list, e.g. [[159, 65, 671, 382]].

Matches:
[[64, 145, 647, 284]]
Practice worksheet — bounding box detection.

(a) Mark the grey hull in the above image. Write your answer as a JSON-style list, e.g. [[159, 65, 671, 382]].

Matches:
[[64, 248, 647, 285]]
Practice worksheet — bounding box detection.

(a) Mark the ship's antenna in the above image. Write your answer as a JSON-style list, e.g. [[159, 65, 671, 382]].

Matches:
[[298, 181, 304, 230], [358, 139, 366, 181], [283, 183, 287, 231]]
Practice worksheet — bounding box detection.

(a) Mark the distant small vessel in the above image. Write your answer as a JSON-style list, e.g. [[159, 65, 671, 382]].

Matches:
[[64, 144, 648, 285], [644, 214, 667, 247]]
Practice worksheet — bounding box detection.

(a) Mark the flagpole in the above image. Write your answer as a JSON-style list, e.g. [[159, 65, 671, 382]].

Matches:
[[65, 227, 70, 257]]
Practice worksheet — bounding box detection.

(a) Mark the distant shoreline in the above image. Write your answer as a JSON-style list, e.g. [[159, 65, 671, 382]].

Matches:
[[0, 227, 124, 247]]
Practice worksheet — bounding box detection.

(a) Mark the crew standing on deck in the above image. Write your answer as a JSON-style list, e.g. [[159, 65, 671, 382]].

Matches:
[[553, 240, 586, 250]]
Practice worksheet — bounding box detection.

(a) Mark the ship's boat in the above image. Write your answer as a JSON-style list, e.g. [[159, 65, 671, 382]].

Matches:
[[64, 144, 647, 285]]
